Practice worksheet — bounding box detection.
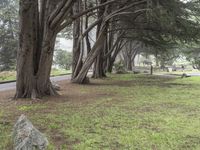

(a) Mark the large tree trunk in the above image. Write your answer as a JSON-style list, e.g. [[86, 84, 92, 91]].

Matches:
[[93, 30, 107, 78], [15, 0, 70, 99], [107, 58, 115, 73], [15, 0, 39, 98], [92, 52, 106, 78], [36, 29, 58, 96], [92, 0, 107, 79]]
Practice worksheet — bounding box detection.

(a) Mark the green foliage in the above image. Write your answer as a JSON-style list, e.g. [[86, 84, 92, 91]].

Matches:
[[183, 47, 200, 70], [114, 62, 126, 73], [54, 50, 72, 70], [0, 71, 16, 82], [0, 0, 18, 71], [0, 69, 71, 82], [0, 111, 12, 149], [51, 68, 71, 76], [18, 105, 47, 111], [121, 0, 200, 67], [156, 48, 181, 67]]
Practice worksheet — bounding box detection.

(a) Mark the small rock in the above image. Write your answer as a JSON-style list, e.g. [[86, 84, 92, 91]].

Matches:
[[13, 114, 48, 150]]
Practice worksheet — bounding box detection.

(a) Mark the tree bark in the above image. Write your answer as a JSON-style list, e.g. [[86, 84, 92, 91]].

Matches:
[[15, 0, 39, 98], [72, 0, 83, 80], [15, 0, 74, 99], [72, 25, 107, 83], [93, 51, 106, 78], [92, 0, 107, 78], [107, 41, 124, 72]]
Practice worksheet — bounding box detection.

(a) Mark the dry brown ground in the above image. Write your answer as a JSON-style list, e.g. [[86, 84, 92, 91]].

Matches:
[[0, 79, 106, 120]]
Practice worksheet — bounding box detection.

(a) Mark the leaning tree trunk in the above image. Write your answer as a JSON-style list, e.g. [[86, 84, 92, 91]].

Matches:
[[72, 25, 107, 84], [93, 29, 107, 78], [92, 0, 107, 78]]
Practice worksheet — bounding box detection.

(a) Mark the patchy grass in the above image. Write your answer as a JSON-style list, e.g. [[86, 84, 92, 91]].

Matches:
[[0, 71, 16, 82], [0, 69, 71, 82], [0, 74, 200, 149], [0, 110, 12, 150], [51, 68, 71, 76]]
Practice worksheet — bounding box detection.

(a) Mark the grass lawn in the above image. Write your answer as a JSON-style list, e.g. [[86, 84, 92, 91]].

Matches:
[[0, 71, 16, 82], [51, 69, 72, 76], [0, 74, 200, 149], [0, 69, 71, 82]]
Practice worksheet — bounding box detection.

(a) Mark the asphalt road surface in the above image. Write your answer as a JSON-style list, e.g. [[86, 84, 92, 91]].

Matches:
[[0, 74, 72, 92], [155, 72, 200, 77]]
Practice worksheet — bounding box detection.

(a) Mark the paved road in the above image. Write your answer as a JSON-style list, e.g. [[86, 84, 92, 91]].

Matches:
[[188, 73, 200, 76], [0, 74, 72, 92], [155, 72, 200, 78]]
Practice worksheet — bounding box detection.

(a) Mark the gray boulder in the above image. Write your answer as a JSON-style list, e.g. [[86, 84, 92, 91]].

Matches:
[[13, 114, 48, 150]]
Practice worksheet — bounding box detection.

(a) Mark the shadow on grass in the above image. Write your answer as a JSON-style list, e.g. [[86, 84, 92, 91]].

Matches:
[[87, 74, 193, 89]]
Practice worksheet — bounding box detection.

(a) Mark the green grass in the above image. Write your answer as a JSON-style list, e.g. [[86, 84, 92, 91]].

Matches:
[[50, 68, 71, 76], [0, 71, 16, 82], [0, 69, 71, 82], [18, 105, 47, 111], [0, 111, 12, 149], [1, 74, 200, 149]]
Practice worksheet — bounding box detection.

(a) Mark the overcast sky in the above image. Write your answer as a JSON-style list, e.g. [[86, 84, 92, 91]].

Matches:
[[55, 38, 73, 52], [55, 28, 96, 52]]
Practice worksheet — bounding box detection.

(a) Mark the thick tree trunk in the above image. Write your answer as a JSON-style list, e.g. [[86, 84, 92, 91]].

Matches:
[[93, 35, 107, 78], [92, 0, 107, 78], [107, 58, 115, 73], [16, 0, 61, 99], [36, 30, 58, 96], [92, 52, 106, 78], [127, 59, 132, 71], [15, 0, 39, 98]]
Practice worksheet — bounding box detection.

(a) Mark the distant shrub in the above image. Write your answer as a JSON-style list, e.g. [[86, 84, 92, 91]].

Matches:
[[114, 62, 126, 74]]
